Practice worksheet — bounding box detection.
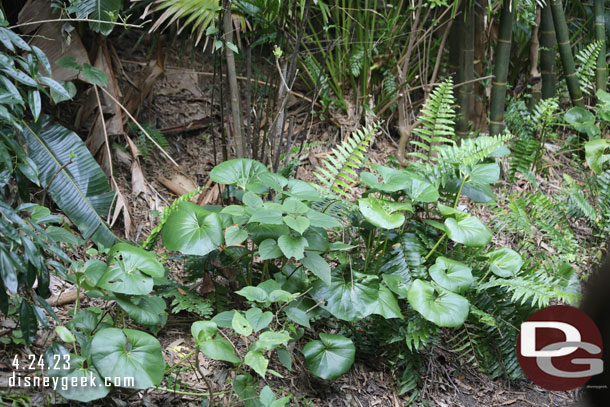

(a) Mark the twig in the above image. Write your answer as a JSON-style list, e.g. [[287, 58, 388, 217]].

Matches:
[[9, 18, 145, 30], [98, 85, 179, 167]]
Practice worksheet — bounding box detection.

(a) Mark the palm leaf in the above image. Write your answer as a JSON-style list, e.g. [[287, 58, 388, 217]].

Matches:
[[21, 116, 116, 248], [68, 0, 123, 35]]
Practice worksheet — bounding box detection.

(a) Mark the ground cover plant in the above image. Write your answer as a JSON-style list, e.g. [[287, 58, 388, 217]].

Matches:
[[0, 0, 608, 406]]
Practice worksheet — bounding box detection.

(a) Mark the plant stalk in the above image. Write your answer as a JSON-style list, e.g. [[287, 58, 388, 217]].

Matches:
[[489, 0, 514, 136]]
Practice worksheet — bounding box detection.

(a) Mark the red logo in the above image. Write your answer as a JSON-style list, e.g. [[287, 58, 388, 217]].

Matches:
[[517, 305, 603, 391]]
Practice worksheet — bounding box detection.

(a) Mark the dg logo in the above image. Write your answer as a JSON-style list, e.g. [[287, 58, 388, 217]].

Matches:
[[517, 305, 604, 391]]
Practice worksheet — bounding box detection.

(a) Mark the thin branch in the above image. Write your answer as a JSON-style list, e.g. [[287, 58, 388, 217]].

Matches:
[[98, 85, 179, 167], [9, 18, 145, 30]]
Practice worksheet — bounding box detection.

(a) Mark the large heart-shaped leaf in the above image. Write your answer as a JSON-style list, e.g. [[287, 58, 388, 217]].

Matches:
[[584, 139, 610, 174], [428, 256, 473, 292], [303, 333, 355, 380], [564, 107, 599, 138], [115, 294, 166, 326], [403, 171, 439, 202], [311, 271, 379, 321], [374, 285, 403, 319], [21, 116, 116, 247], [245, 350, 268, 377], [358, 198, 412, 229], [91, 328, 165, 389], [439, 204, 491, 247], [283, 215, 310, 234], [45, 344, 109, 402], [209, 159, 269, 189], [162, 202, 223, 256], [464, 163, 500, 185], [97, 244, 164, 295], [486, 247, 523, 277], [407, 279, 469, 327]]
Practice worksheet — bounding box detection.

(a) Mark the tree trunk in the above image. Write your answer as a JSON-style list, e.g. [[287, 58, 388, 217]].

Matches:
[[550, 0, 584, 107], [456, 1, 474, 137], [539, 2, 556, 99], [529, 8, 541, 106], [489, 0, 514, 136], [594, 0, 607, 91], [223, 0, 245, 157], [473, 0, 487, 132]]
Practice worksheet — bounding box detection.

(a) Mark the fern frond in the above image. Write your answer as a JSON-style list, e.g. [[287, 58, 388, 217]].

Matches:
[[575, 41, 602, 95], [410, 78, 456, 157], [479, 271, 581, 308], [312, 123, 378, 199], [159, 286, 214, 317], [597, 170, 610, 233]]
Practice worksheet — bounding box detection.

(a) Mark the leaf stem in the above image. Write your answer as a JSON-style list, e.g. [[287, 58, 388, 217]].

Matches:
[[424, 233, 446, 261]]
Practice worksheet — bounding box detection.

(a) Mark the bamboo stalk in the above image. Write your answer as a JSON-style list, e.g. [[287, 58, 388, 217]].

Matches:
[[550, 0, 584, 107], [594, 0, 607, 91], [223, 0, 245, 157], [489, 0, 514, 136], [540, 2, 556, 99], [456, 1, 474, 137]]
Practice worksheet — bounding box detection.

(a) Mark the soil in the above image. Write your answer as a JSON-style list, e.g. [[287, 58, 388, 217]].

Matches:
[[0, 30, 599, 407]]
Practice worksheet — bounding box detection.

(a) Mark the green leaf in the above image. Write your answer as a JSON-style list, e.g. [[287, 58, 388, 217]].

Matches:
[[226, 41, 239, 54], [46, 350, 109, 402], [305, 210, 342, 228], [284, 304, 311, 328], [55, 55, 82, 70], [254, 331, 291, 351], [162, 202, 223, 256], [486, 247, 523, 277], [98, 244, 164, 295], [212, 310, 236, 328], [245, 308, 273, 332], [232, 311, 253, 336], [440, 205, 492, 247], [258, 172, 288, 191], [115, 294, 166, 326], [360, 164, 409, 192], [565, 107, 599, 138], [55, 326, 75, 343], [46, 226, 85, 246], [465, 163, 500, 185], [258, 239, 283, 260], [249, 205, 284, 224], [585, 139, 610, 174], [225, 225, 248, 246], [358, 198, 411, 229], [311, 271, 379, 321], [407, 279, 469, 327], [303, 333, 355, 380], [28, 89, 41, 121], [428, 256, 474, 292], [301, 252, 331, 286], [91, 328, 165, 389], [236, 286, 268, 302], [191, 321, 217, 343], [200, 337, 241, 364], [233, 374, 259, 406], [40, 76, 72, 101], [283, 215, 310, 234], [210, 159, 268, 189], [403, 171, 439, 202], [81, 64, 108, 87], [68, 0, 122, 35], [277, 234, 308, 260], [373, 285, 403, 319], [20, 299, 37, 345], [244, 350, 268, 377], [242, 191, 263, 208], [22, 117, 116, 247]]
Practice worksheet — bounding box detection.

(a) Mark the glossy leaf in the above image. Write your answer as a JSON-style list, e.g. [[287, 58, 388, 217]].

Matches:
[[358, 197, 411, 229], [486, 247, 523, 277], [407, 279, 469, 327], [428, 256, 474, 292], [303, 333, 355, 380], [311, 271, 379, 321], [91, 328, 165, 389], [162, 202, 223, 256], [22, 117, 116, 247], [210, 159, 269, 189]]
